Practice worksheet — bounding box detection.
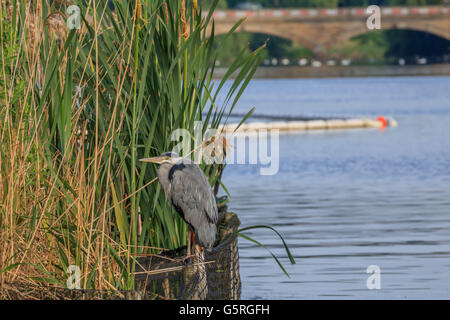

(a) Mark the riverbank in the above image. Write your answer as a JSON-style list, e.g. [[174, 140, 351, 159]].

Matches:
[[213, 63, 450, 79]]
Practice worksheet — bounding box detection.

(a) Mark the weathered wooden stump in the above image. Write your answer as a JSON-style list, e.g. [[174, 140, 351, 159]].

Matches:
[[134, 211, 242, 300]]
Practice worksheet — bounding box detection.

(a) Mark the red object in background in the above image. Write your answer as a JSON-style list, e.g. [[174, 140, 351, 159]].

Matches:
[[378, 116, 388, 128]]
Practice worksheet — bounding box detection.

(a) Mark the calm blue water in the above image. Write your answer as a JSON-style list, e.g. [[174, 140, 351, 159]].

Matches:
[[219, 76, 450, 299]]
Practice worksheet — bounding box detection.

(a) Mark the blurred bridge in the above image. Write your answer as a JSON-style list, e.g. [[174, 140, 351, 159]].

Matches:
[[207, 6, 450, 57]]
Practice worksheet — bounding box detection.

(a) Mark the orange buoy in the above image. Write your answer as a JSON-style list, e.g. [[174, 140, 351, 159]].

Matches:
[[377, 116, 388, 128]]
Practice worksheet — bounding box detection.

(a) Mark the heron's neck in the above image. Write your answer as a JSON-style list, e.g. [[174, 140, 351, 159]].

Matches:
[[157, 163, 172, 198]]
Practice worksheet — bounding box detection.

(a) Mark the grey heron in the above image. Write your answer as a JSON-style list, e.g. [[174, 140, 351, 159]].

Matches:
[[140, 152, 218, 257]]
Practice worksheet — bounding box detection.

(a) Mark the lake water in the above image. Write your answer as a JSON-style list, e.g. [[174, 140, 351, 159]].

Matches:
[[219, 76, 450, 299]]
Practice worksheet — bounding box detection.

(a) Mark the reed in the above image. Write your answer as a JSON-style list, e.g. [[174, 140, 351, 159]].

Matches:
[[0, 0, 264, 295]]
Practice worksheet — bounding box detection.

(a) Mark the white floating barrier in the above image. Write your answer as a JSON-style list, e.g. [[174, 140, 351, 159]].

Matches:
[[221, 116, 397, 133], [288, 121, 307, 131], [306, 120, 328, 130], [326, 119, 348, 129], [364, 119, 383, 128]]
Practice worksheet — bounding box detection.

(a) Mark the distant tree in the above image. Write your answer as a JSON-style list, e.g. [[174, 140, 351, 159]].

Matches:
[[200, 0, 228, 9], [223, 0, 445, 8], [315, 0, 339, 7]]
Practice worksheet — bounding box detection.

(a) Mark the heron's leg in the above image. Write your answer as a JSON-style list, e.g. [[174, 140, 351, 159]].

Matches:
[[190, 231, 196, 247]]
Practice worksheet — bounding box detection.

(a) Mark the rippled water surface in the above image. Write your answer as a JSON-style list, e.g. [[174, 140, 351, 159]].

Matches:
[[218, 76, 450, 299]]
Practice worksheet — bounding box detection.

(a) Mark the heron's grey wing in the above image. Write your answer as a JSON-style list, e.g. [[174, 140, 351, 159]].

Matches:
[[169, 163, 218, 247]]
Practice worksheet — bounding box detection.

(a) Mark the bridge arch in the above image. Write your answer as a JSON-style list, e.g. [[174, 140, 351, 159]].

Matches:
[[212, 23, 317, 51], [211, 7, 450, 57], [333, 21, 450, 46]]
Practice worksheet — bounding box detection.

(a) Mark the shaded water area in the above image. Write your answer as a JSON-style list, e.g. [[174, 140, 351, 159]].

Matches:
[[218, 76, 450, 299]]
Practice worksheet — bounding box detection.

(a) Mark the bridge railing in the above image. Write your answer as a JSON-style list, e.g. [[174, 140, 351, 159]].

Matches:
[[203, 6, 450, 20]]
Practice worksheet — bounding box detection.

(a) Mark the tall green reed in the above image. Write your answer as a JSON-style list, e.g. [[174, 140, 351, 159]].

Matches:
[[1, 0, 264, 292]]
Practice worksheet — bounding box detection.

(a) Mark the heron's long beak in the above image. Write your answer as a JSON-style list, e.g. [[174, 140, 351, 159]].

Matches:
[[139, 156, 164, 164]]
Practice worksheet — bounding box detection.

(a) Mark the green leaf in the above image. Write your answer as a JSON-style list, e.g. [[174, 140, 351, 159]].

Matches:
[[0, 263, 21, 274], [238, 225, 296, 265], [236, 232, 292, 278]]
